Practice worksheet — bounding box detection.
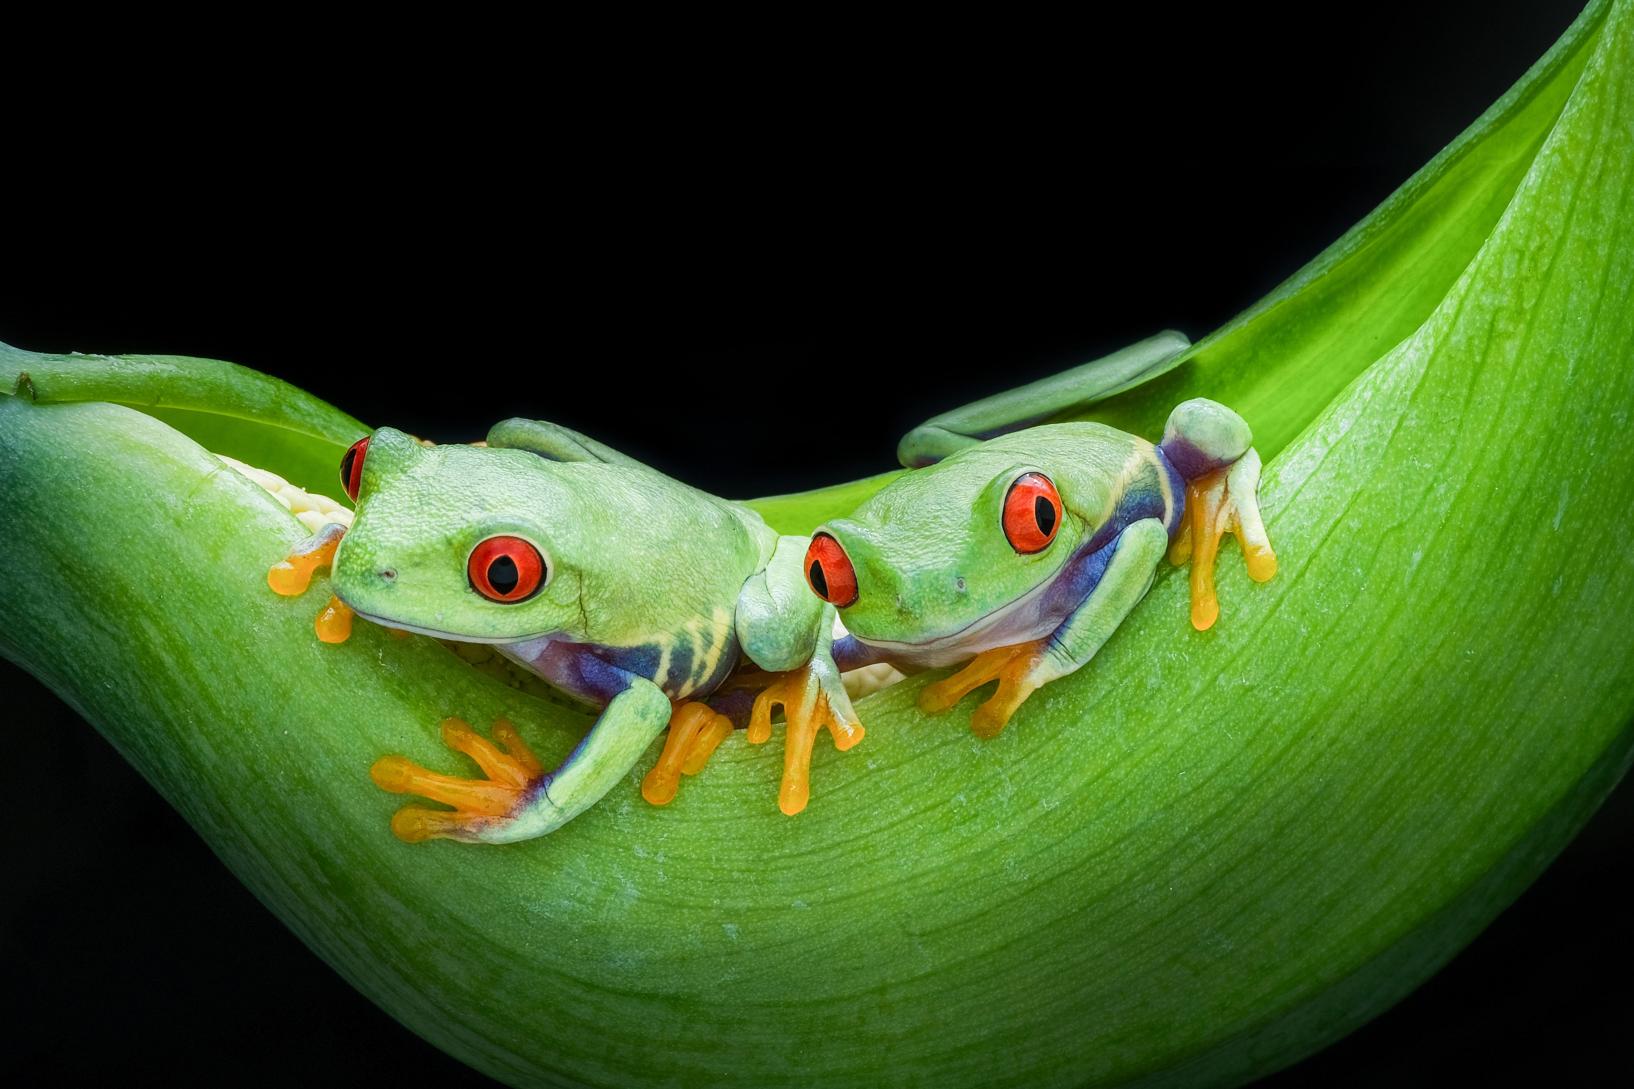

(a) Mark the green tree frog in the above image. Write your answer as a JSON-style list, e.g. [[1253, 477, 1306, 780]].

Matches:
[[269, 420, 862, 843], [804, 331, 1277, 738]]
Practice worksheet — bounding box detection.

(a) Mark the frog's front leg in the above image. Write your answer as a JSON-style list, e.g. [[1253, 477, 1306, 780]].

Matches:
[[267, 522, 358, 643], [1158, 398, 1278, 630], [371, 677, 669, 843], [920, 518, 1170, 738], [736, 537, 865, 815], [746, 622, 864, 815]]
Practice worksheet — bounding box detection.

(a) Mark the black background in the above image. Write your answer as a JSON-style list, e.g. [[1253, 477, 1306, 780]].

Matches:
[[3, 3, 1628, 1085]]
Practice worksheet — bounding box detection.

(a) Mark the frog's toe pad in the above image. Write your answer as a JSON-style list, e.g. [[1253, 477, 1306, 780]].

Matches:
[[315, 596, 355, 643], [371, 717, 545, 843]]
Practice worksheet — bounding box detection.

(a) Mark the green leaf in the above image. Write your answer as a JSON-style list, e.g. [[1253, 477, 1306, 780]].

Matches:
[[745, 0, 1612, 536], [2, 2, 1631, 1087], [0, 343, 368, 500]]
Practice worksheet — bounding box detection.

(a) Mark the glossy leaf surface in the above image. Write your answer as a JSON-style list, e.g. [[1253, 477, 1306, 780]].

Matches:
[[1, 3, 1631, 1085]]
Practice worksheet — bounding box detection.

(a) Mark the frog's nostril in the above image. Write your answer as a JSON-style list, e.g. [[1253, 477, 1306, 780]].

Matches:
[[955, 576, 967, 593], [380, 568, 397, 582]]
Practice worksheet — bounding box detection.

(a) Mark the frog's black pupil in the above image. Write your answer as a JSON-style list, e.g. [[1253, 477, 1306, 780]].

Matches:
[[488, 555, 520, 595], [809, 560, 829, 599], [1035, 495, 1057, 536], [339, 448, 357, 489]]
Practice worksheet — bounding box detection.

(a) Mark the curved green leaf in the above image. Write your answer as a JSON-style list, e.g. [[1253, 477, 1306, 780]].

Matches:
[[0, 343, 367, 499], [2, 2, 1631, 1087], [746, 0, 1611, 537]]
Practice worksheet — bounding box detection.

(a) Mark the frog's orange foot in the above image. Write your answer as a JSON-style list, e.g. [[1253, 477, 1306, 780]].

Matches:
[[642, 701, 734, 806], [1167, 449, 1277, 631], [268, 523, 345, 596], [746, 666, 864, 816], [268, 524, 359, 643], [918, 640, 1048, 739], [370, 717, 545, 843]]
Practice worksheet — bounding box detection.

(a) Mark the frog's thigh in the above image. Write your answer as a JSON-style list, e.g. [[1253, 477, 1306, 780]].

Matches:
[[486, 417, 651, 469], [897, 330, 1191, 467], [1035, 517, 1170, 684]]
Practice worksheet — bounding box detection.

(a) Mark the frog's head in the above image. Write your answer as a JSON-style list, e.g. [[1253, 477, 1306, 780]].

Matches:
[[330, 428, 591, 643], [808, 450, 1084, 650]]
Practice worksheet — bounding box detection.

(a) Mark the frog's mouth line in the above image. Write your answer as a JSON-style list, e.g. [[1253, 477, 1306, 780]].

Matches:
[[338, 596, 555, 645], [848, 563, 1062, 659]]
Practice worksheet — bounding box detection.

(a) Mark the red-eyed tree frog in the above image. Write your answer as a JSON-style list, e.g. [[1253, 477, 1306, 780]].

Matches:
[[269, 420, 862, 843], [804, 331, 1277, 738]]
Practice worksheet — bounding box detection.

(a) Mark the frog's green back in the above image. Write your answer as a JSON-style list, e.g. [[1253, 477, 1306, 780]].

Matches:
[[333, 429, 777, 647]]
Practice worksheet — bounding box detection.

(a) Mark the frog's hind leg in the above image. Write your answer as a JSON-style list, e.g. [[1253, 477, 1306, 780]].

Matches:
[[681, 715, 734, 775], [682, 685, 759, 776], [641, 701, 734, 805], [897, 330, 1191, 467], [1159, 399, 1277, 631]]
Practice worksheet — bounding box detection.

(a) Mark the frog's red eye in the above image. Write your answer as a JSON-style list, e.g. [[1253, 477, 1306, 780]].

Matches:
[[804, 532, 858, 607], [1002, 472, 1061, 554], [339, 436, 370, 503], [468, 536, 547, 603]]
